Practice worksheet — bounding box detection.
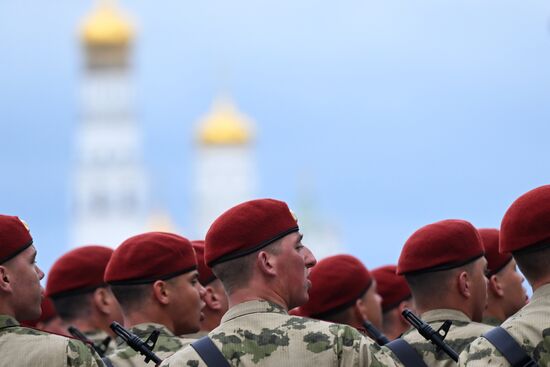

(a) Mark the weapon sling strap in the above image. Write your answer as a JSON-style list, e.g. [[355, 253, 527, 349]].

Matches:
[[482, 327, 539, 367], [386, 339, 429, 367], [101, 357, 115, 367], [191, 336, 231, 367]]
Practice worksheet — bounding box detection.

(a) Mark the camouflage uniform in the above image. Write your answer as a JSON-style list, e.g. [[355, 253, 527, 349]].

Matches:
[[0, 314, 105, 367], [160, 300, 402, 367], [401, 309, 491, 367], [181, 330, 209, 339], [106, 323, 194, 367], [460, 283, 550, 367], [481, 316, 502, 327], [84, 329, 117, 356]]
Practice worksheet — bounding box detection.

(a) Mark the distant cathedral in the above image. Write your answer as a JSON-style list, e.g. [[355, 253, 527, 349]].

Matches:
[[194, 96, 257, 238], [71, 1, 148, 248], [70, 1, 340, 257]]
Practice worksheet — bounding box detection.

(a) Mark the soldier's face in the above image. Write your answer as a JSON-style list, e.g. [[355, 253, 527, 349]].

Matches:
[[471, 257, 488, 322], [167, 270, 205, 335], [2, 246, 44, 321], [363, 281, 383, 330], [275, 232, 317, 310], [498, 259, 528, 317]]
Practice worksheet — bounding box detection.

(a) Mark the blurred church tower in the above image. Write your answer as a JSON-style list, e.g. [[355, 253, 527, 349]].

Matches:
[[193, 96, 257, 238], [71, 0, 148, 248]]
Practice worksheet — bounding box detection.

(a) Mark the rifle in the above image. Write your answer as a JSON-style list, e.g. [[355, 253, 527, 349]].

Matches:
[[401, 309, 459, 362], [110, 321, 162, 366], [362, 320, 390, 345], [68, 325, 111, 357]]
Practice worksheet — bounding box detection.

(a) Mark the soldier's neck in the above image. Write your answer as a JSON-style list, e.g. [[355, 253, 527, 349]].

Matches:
[[227, 288, 288, 311]]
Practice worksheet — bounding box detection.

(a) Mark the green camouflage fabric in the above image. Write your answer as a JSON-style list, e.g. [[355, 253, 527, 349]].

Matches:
[[181, 330, 209, 339], [460, 283, 550, 367], [481, 315, 503, 327], [160, 300, 403, 367], [106, 323, 195, 367], [0, 314, 105, 367], [401, 308, 491, 367], [83, 328, 117, 356]]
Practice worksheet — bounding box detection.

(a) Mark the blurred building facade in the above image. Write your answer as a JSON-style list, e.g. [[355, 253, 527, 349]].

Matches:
[[71, 2, 149, 248]]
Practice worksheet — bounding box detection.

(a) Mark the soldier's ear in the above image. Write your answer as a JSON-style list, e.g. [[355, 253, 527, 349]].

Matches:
[[488, 275, 504, 297], [0, 266, 11, 292], [152, 280, 170, 305], [257, 251, 277, 277], [457, 270, 471, 298]]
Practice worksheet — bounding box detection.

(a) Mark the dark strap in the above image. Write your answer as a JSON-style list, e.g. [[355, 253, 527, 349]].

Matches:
[[101, 356, 115, 367], [483, 327, 539, 367], [386, 339, 429, 367], [190, 336, 231, 367]]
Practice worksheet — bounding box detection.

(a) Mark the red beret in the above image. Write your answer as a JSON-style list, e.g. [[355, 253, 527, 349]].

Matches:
[[500, 185, 550, 254], [192, 240, 216, 286], [479, 228, 512, 277], [397, 219, 484, 275], [371, 265, 411, 313], [46, 246, 113, 298], [105, 232, 197, 285], [297, 254, 372, 319], [205, 199, 299, 267], [0, 215, 33, 264]]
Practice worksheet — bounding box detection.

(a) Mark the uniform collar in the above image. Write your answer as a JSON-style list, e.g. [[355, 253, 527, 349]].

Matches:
[[0, 314, 19, 330], [221, 300, 287, 323], [420, 309, 472, 323]]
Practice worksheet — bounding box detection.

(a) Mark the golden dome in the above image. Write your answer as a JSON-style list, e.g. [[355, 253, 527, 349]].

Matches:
[[198, 97, 253, 145], [81, 0, 133, 46], [146, 210, 178, 233]]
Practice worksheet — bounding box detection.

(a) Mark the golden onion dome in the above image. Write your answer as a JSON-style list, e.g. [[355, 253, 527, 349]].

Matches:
[[81, 0, 133, 46], [198, 97, 253, 145]]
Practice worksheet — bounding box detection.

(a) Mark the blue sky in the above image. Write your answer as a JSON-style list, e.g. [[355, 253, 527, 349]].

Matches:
[[1, 0, 550, 274]]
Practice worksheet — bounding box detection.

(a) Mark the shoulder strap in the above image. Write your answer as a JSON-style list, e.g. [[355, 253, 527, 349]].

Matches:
[[386, 339, 429, 367], [101, 356, 115, 367], [482, 327, 539, 367], [190, 336, 231, 367]]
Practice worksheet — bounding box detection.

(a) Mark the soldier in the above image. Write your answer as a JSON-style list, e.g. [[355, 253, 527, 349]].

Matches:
[[294, 254, 384, 335], [460, 185, 550, 366], [22, 296, 67, 335], [0, 214, 105, 367], [371, 265, 413, 340], [45, 245, 124, 353], [183, 240, 228, 339], [396, 219, 491, 367], [161, 198, 402, 367], [104, 232, 205, 366], [478, 228, 527, 326]]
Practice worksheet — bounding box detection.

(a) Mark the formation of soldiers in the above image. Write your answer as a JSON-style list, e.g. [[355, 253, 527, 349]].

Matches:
[[0, 184, 549, 366]]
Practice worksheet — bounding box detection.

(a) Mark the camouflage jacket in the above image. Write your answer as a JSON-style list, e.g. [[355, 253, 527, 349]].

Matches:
[[160, 300, 403, 367], [105, 322, 194, 367], [181, 330, 209, 339], [481, 315, 502, 327], [83, 328, 117, 356], [401, 308, 491, 367], [459, 283, 550, 367], [0, 314, 105, 367]]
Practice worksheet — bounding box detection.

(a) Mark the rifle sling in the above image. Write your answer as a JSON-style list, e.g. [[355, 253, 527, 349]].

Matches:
[[483, 327, 539, 367], [386, 339, 429, 367], [191, 336, 230, 367]]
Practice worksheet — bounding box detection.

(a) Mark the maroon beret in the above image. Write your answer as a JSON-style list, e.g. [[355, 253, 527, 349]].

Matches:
[[500, 185, 550, 254], [105, 232, 197, 285], [0, 215, 33, 264], [192, 240, 216, 286], [205, 199, 299, 267], [397, 219, 484, 275], [371, 265, 411, 313], [297, 254, 372, 319], [479, 228, 512, 277], [45, 245, 113, 298]]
